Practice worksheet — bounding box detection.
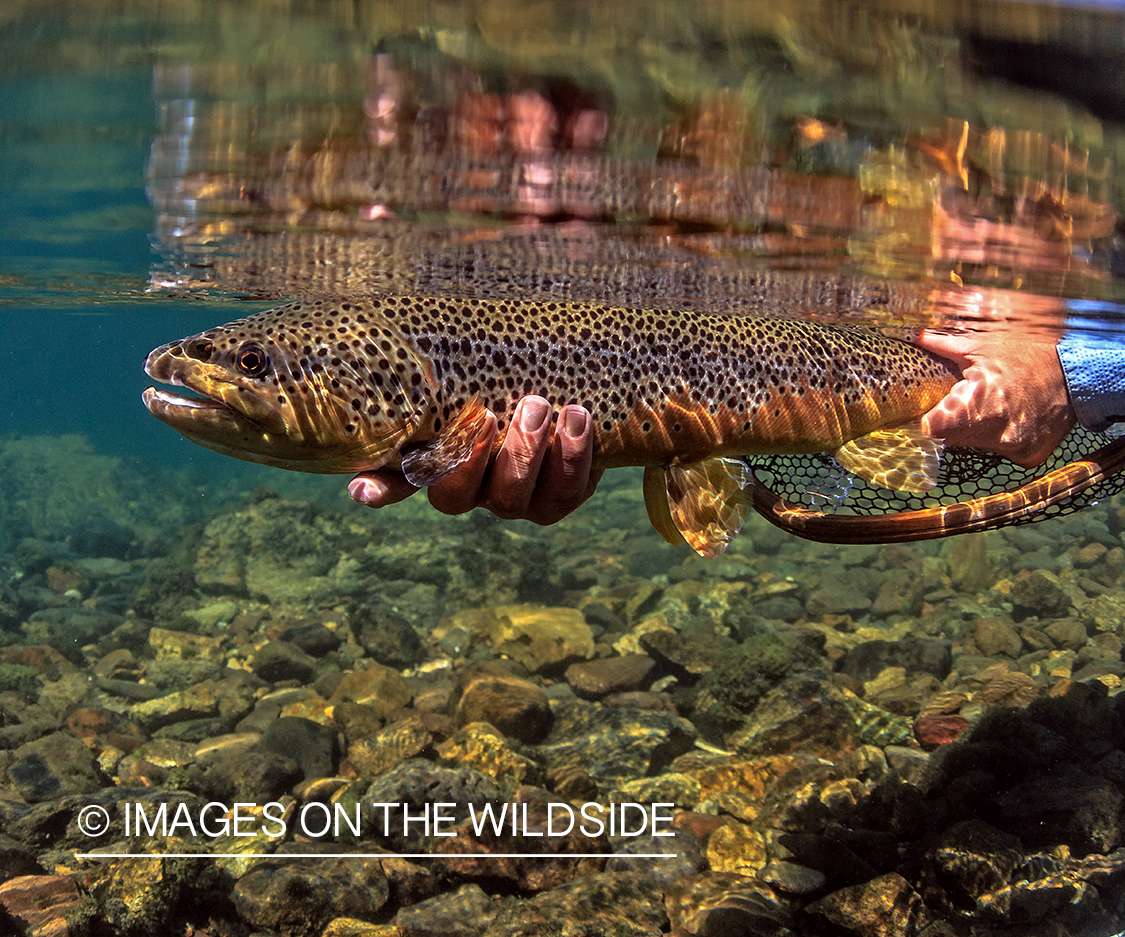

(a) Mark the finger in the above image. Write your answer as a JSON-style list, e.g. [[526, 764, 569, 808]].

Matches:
[[919, 376, 979, 439], [348, 472, 420, 508], [482, 396, 552, 519], [525, 405, 596, 525], [426, 413, 499, 515], [912, 330, 976, 369]]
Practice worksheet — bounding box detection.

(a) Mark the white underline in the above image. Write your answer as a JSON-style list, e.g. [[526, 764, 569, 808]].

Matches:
[[76, 852, 679, 860]]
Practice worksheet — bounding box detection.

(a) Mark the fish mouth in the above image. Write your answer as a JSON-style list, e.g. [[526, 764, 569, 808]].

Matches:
[[142, 384, 260, 433], [142, 344, 290, 445]]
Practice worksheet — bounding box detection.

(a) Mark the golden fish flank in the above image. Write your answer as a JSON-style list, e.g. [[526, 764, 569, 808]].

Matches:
[[143, 295, 957, 556]]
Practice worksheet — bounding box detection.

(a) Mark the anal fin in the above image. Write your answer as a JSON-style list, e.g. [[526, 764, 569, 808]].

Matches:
[[401, 397, 490, 487], [643, 458, 753, 559], [833, 423, 944, 494]]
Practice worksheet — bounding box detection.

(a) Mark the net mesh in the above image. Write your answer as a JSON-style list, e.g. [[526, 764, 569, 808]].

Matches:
[[746, 425, 1125, 529]]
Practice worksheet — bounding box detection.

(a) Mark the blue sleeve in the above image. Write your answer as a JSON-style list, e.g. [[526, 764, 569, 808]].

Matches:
[[1058, 300, 1125, 432]]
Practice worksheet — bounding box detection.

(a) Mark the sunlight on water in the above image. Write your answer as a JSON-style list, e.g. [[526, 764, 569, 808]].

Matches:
[[5, 3, 1125, 935]]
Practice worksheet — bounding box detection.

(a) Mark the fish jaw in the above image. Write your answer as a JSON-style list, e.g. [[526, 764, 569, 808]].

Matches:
[[144, 343, 289, 435], [142, 342, 418, 474]]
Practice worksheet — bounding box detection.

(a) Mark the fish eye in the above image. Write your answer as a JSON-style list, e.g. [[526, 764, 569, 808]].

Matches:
[[235, 343, 270, 378]]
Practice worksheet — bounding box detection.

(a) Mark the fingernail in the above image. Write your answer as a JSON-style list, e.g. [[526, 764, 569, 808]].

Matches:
[[563, 406, 588, 438], [518, 398, 549, 432], [348, 476, 388, 505]]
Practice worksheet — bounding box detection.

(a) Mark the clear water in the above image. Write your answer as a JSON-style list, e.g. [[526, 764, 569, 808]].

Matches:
[[4, 1, 1124, 477], [5, 2, 1125, 931]]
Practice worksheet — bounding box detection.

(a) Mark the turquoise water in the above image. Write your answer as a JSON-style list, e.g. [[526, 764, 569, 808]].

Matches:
[[0, 65, 253, 470], [6, 5, 1125, 936]]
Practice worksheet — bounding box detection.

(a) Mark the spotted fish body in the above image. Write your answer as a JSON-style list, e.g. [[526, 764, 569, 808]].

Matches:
[[143, 294, 958, 555]]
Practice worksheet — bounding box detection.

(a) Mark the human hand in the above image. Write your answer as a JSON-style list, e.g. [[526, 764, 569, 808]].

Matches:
[[914, 331, 1075, 468], [347, 396, 602, 524]]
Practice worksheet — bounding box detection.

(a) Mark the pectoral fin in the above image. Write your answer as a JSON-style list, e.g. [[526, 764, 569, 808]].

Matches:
[[401, 397, 491, 487], [643, 458, 753, 559], [832, 424, 944, 494]]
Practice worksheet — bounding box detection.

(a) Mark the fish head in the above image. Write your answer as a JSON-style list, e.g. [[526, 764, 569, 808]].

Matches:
[[142, 301, 432, 473]]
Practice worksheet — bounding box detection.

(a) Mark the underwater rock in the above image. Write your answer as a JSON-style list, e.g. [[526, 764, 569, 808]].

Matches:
[[705, 822, 768, 875], [944, 533, 995, 593], [0, 645, 74, 679], [436, 722, 545, 794], [320, 919, 398, 937], [64, 706, 144, 754], [484, 871, 666, 937], [538, 699, 696, 790], [0, 435, 191, 555], [251, 639, 319, 684], [361, 760, 505, 852], [934, 818, 1024, 902], [483, 604, 595, 673], [613, 772, 702, 812], [726, 673, 861, 759], [1043, 618, 1089, 651], [329, 665, 413, 718], [147, 626, 223, 662], [452, 662, 552, 744], [23, 607, 123, 664], [563, 653, 655, 698], [996, 764, 1123, 855], [331, 701, 388, 745], [0, 835, 45, 884], [693, 632, 825, 742], [142, 658, 224, 692], [974, 671, 1039, 709], [0, 873, 81, 937], [665, 872, 794, 936], [1010, 569, 1074, 619], [7, 731, 103, 802], [190, 749, 302, 802], [672, 752, 823, 826], [346, 716, 434, 778], [975, 874, 1085, 926], [86, 853, 222, 937], [639, 629, 732, 676], [606, 828, 703, 885], [3, 789, 207, 852], [1080, 593, 1125, 636], [193, 496, 357, 603], [278, 622, 341, 657], [603, 690, 679, 713], [233, 850, 389, 937], [255, 716, 337, 781], [914, 713, 970, 750], [128, 674, 259, 733], [760, 859, 826, 895], [806, 570, 876, 617], [434, 788, 604, 892], [394, 883, 498, 937], [807, 872, 930, 937], [839, 638, 952, 683], [966, 617, 1023, 659], [351, 597, 424, 668], [182, 598, 239, 630]]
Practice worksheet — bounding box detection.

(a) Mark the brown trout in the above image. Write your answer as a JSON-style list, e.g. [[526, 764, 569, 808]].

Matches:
[[142, 294, 957, 556]]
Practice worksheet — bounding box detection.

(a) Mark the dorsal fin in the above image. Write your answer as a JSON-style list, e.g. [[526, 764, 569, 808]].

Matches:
[[644, 458, 753, 558], [833, 424, 944, 494], [400, 397, 490, 487]]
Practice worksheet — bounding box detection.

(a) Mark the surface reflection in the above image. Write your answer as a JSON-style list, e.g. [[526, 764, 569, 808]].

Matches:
[[7, 4, 1125, 937], [144, 33, 1119, 335]]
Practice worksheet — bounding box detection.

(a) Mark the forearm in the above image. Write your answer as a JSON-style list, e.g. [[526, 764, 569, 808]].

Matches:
[[1057, 301, 1125, 432]]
